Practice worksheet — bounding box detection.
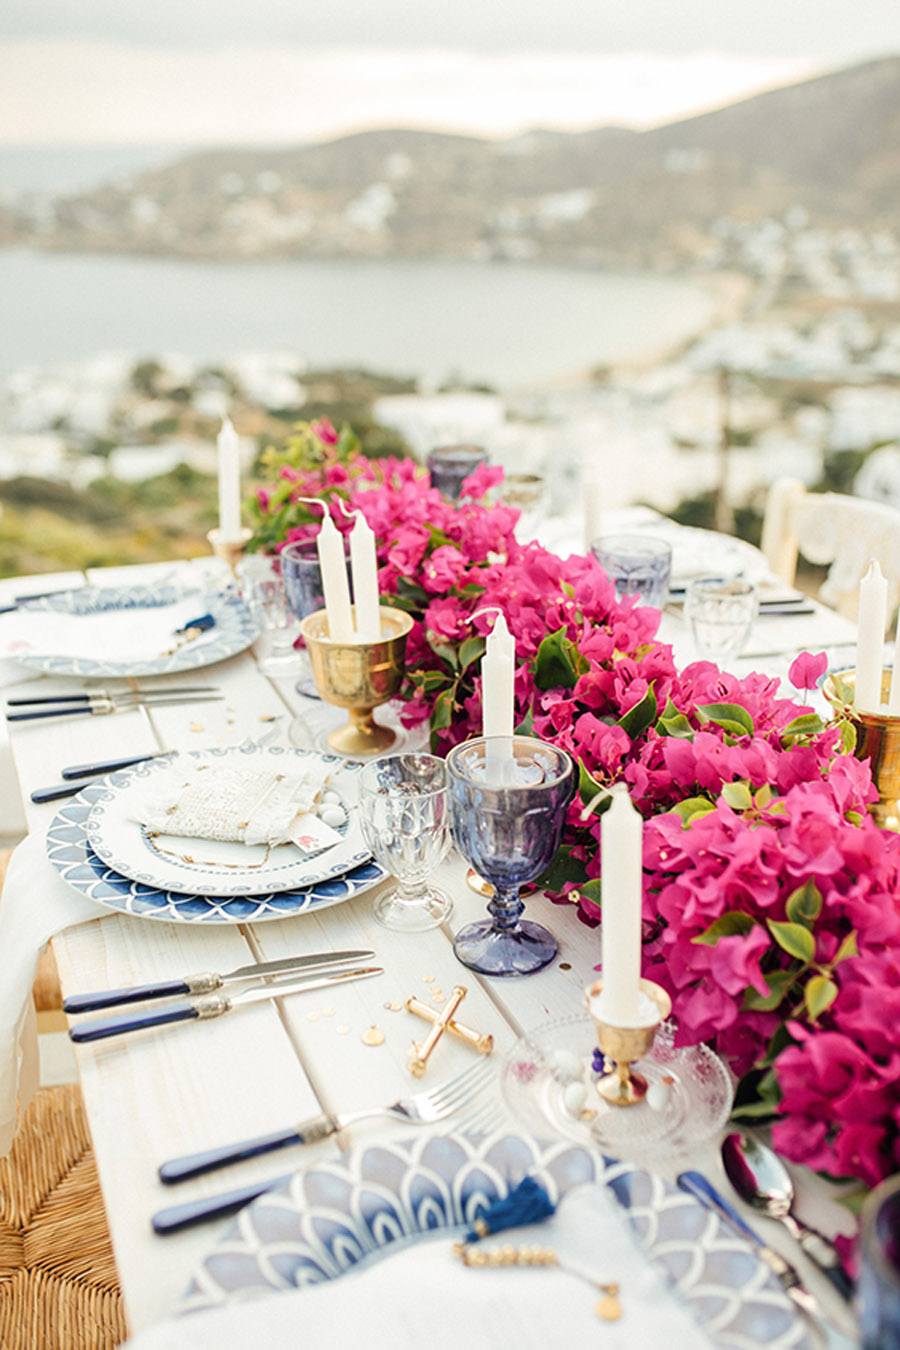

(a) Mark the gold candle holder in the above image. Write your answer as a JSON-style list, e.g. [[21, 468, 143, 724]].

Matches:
[[586, 978, 672, 1107], [207, 526, 252, 575], [824, 668, 900, 832], [299, 605, 413, 757]]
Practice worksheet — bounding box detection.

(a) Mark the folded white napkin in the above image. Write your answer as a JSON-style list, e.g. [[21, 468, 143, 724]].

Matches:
[[0, 833, 98, 1155], [0, 599, 213, 664], [127, 1185, 708, 1350], [132, 760, 335, 848]]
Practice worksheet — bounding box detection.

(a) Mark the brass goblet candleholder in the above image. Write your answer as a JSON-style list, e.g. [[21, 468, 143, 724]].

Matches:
[[586, 978, 672, 1107], [300, 606, 413, 757], [207, 526, 253, 575], [824, 668, 900, 832]]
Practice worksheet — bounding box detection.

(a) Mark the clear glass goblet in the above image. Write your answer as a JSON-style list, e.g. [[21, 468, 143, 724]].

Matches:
[[238, 555, 301, 676], [358, 753, 453, 932], [685, 577, 758, 660], [447, 736, 575, 976]]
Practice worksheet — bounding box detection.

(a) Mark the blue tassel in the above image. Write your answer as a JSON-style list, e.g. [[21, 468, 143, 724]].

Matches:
[[178, 613, 216, 634], [466, 1176, 556, 1241]]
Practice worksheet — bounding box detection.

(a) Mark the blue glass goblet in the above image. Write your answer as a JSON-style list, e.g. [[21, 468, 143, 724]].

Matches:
[[427, 444, 489, 501], [281, 538, 350, 700], [861, 1174, 900, 1349], [447, 736, 575, 976]]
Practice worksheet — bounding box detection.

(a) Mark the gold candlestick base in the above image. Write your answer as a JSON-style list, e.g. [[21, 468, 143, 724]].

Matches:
[[586, 978, 671, 1108], [300, 605, 413, 758], [824, 668, 900, 832], [207, 527, 252, 575]]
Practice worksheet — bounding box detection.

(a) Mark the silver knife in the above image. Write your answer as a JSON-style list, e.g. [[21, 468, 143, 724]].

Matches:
[[69, 966, 384, 1042], [6, 686, 218, 706], [7, 695, 224, 722], [63, 949, 377, 1014]]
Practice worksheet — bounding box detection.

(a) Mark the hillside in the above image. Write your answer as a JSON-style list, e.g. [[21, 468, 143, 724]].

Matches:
[[15, 55, 900, 268]]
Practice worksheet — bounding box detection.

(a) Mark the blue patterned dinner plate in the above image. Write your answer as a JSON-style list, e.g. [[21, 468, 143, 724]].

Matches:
[[46, 767, 386, 925], [181, 1131, 810, 1348], [10, 581, 258, 677]]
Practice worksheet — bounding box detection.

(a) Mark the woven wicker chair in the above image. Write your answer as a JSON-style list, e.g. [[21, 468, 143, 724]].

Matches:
[[0, 851, 126, 1348]]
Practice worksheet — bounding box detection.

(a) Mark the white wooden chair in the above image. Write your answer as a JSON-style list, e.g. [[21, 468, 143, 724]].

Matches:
[[761, 478, 900, 622]]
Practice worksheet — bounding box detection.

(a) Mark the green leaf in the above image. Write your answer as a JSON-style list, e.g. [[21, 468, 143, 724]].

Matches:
[[427, 638, 459, 671], [834, 930, 859, 964], [782, 712, 825, 739], [560, 580, 575, 599], [696, 701, 755, 737], [722, 781, 753, 811], [418, 669, 451, 694], [805, 974, 838, 1021], [538, 844, 588, 893], [395, 576, 430, 606], [655, 697, 694, 739], [754, 783, 773, 809], [767, 919, 815, 963], [426, 525, 453, 550], [617, 684, 657, 738], [458, 635, 486, 672], [693, 911, 755, 945], [743, 968, 798, 1011], [579, 878, 603, 905], [838, 719, 859, 755], [730, 1097, 782, 1121], [533, 626, 588, 691], [514, 706, 534, 737], [670, 796, 716, 827], [785, 880, 823, 927], [431, 687, 455, 732], [578, 761, 610, 813]]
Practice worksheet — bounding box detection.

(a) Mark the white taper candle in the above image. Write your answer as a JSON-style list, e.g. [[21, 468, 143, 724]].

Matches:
[[598, 785, 643, 1026], [855, 560, 888, 713], [216, 417, 242, 539], [317, 512, 353, 642], [349, 511, 382, 642], [481, 612, 516, 781]]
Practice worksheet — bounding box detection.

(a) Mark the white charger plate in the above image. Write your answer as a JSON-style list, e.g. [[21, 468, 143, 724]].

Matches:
[[83, 745, 372, 897]]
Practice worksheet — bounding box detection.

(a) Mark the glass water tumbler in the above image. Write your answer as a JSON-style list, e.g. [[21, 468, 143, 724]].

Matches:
[[358, 753, 453, 932], [427, 444, 489, 500], [447, 736, 575, 976], [861, 1174, 900, 1349], [685, 577, 758, 660], [591, 534, 673, 610]]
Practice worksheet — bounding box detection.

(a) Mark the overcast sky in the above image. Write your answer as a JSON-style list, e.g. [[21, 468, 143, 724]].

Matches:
[[2, 1, 899, 145]]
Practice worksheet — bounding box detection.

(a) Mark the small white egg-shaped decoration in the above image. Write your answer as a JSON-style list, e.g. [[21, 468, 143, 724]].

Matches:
[[563, 1081, 588, 1117], [320, 805, 346, 829], [646, 1079, 671, 1112], [322, 790, 341, 804]]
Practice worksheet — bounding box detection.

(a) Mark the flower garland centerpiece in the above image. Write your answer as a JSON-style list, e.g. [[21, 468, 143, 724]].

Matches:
[[249, 420, 900, 1206]]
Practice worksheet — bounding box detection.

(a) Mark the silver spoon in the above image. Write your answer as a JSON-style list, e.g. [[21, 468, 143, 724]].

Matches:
[[722, 1132, 854, 1302]]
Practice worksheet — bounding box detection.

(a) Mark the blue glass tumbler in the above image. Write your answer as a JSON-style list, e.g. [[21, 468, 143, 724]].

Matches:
[[861, 1174, 900, 1349], [282, 537, 351, 699], [447, 736, 575, 976], [590, 534, 672, 610], [427, 444, 489, 501]]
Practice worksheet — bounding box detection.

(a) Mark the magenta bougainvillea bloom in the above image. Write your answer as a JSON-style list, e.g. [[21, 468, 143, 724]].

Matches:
[[249, 437, 900, 1199], [788, 650, 829, 691]]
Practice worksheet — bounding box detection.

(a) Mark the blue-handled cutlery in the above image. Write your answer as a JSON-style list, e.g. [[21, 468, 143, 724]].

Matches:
[[31, 749, 174, 800], [7, 692, 223, 721], [677, 1170, 829, 1343], [152, 1060, 495, 1231], [7, 686, 217, 706], [62, 949, 375, 1014], [68, 965, 384, 1043]]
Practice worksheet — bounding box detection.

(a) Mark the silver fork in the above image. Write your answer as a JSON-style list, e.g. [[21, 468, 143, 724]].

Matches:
[[158, 1058, 495, 1185], [152, 1060, 499, 1235]]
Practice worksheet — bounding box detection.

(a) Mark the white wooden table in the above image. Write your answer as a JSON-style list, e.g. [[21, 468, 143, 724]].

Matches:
[[0, 552, 859, 1341]]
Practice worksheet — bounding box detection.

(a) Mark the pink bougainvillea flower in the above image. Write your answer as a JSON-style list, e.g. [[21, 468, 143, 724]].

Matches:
[[310, 417, 339, 445], [788, 650, 828, 690]]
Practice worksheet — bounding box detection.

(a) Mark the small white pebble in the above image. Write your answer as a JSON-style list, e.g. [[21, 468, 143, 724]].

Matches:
[[320, 804, 346, 829], [551, 1049, 582, 1082], [646, 1080, 671, 1112], [563, 1081, 588, 1116], [322, 790, 341, 804]]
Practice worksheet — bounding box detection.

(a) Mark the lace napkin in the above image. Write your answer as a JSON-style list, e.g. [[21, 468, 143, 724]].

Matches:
[[132, 759, 336, 848]]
